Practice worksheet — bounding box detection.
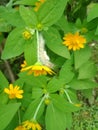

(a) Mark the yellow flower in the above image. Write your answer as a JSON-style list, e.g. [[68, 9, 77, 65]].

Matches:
[[21, 62, 54, 76], [21, 60, 27, 68], [23, 120, 42, 130], [74, 103, 82, 107], [63, 32, 86, 51], [80, 27, 88, 34], [36, 23, 43, 30], [34, 0, 46, 12], [44, 99, 50, 105], [4, 84, 23, 99], [14, 6, 19, 10], [14, 125, 26, 130], [22, 30, 32, 40]]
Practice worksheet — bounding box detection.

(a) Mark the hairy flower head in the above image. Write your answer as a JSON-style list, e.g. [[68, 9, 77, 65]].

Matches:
[[63, 32, 86, 51], [23, 120, 42, 130], [34, 0, 46, 12], [22, 30, 32, 40], [4, 84, 23, 99], [21, 61, 55, 76]]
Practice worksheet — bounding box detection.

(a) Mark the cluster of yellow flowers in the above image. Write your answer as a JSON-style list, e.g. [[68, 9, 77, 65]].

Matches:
[[15, 120, 41, 130]]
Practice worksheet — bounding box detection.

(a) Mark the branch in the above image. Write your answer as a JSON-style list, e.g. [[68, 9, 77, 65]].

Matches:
[[0, 41, 15, 83]]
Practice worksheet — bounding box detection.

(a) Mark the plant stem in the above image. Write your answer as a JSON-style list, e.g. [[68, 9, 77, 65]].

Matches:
[[6, 0, 13, 7], [64, 89, 73, 104], [18, 109, 21, 125], [0, 45, 15, 83], [33, 95, 46, 120]]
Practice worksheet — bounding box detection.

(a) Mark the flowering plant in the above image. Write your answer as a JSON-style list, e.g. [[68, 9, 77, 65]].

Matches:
[[0, 0, 97, 130]]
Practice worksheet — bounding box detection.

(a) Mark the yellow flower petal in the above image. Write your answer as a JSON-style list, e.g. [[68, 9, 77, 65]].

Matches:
[[23, 120, 42, 130], [21, 60, 27, 68], [21, 66, 32, 72], [20, 62, 55, 76], [4, 88, 10, 94], [34, 0, 46, 12], [14, 125, 26, 130], [9, 84, 14, 90]]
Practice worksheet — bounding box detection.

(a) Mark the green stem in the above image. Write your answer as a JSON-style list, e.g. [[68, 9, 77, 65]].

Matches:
[[64, 89, 73, 104], [33, 95, 46, 120], [18, 109, 21, 125], [6, 0, 13, 7]]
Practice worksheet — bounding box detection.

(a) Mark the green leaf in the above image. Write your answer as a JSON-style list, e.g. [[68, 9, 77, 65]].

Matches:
[[69, 78, 97, 90], [38, 0, 69, 27], [56, 15, 77, 33], [82, 89, 93, 99], [65, 89, 78, 103], [0, 93, 8, 105], [5, 114, 18, 130], [0, 6, 25, 27], [47, 77, 64, 93], [86, 18, 98, 31], [87, 4, 98, 21], [0, 6, 11, 32], [43, 28, 70, 59], [24, 34, 37, 65], [0, 103, 21, 130], [32, 87, 43, 99], [59, 59, 74, 83], [45, 103, 67, 130], [0, 22, 11, 32], [19, 5, 38, 27], [78, 60, 97, 79], [95, 25, 98, 35], [0, 71, 9, 92], [18, 73, 48, 88], [14, 0, 37, 5], [74, 46, 91, 69], [51, 94, 79, 112], [1, 27, 25, 59], [65, 113, 73, 129]]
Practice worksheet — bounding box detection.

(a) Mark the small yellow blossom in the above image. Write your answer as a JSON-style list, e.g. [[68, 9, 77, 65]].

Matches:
[[36, 23, 43, 30], [44, 99, 50, 105], [14, 6, 19, 10], [4, 84, 23, 99], [63, 32, 86, 51], [34, 0, 46, 12], [21, 60, 27, 68], [74, 103, 82, 107], [22, 30, 32, 40], [14, 125, 26, 130], [80, 27, 88, 34], [21, 62, 54, 76], [59, 88, 64, 95], [23, 120, 42, 130]]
